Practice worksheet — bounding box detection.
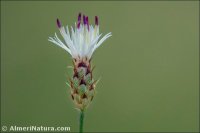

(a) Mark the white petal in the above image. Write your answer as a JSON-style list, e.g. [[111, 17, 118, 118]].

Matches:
[[86, 34, 102, 58], [59, 27, 78, 57], [87, 32, 112, 58], [95, 32, 112, 50], [48, 36, 72, 55]]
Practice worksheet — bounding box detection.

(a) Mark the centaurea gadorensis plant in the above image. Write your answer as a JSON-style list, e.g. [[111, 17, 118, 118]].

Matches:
[[48, 13, 112, 133]]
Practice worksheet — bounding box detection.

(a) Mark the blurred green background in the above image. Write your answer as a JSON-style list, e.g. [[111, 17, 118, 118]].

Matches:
[[1, 1, 199, 132]]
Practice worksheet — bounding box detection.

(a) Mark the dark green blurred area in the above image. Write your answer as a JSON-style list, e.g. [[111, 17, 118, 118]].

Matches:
[[1, 1, 199, 132]]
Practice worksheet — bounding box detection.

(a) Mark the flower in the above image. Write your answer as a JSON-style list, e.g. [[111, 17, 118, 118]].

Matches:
[[48, 13, 112, 132], [48, 13, 111, 111], [48, 13, 112, 59]]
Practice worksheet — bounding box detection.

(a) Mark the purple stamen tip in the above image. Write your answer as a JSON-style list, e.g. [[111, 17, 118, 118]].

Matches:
[[83, 15, 86, 25], [86, 16, 89, 24], [86, 16, 89, 30], [95, 16, 98, 25], [56, 18, 61, 28], [78, 13, 81, 22]]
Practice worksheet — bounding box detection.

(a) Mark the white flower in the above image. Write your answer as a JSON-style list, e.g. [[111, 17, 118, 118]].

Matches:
[[48, 13, 112, 59]]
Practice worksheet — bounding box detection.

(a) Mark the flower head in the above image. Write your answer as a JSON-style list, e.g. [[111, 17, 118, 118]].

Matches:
[[48, 13, 112, 111], [48, 13, 112, 59]]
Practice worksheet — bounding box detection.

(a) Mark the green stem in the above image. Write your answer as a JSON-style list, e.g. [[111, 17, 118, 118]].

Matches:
[[79, 110, 84, 133]]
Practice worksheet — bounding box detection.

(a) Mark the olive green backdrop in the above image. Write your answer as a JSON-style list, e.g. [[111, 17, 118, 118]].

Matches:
[[1, 1, 199, 132]]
